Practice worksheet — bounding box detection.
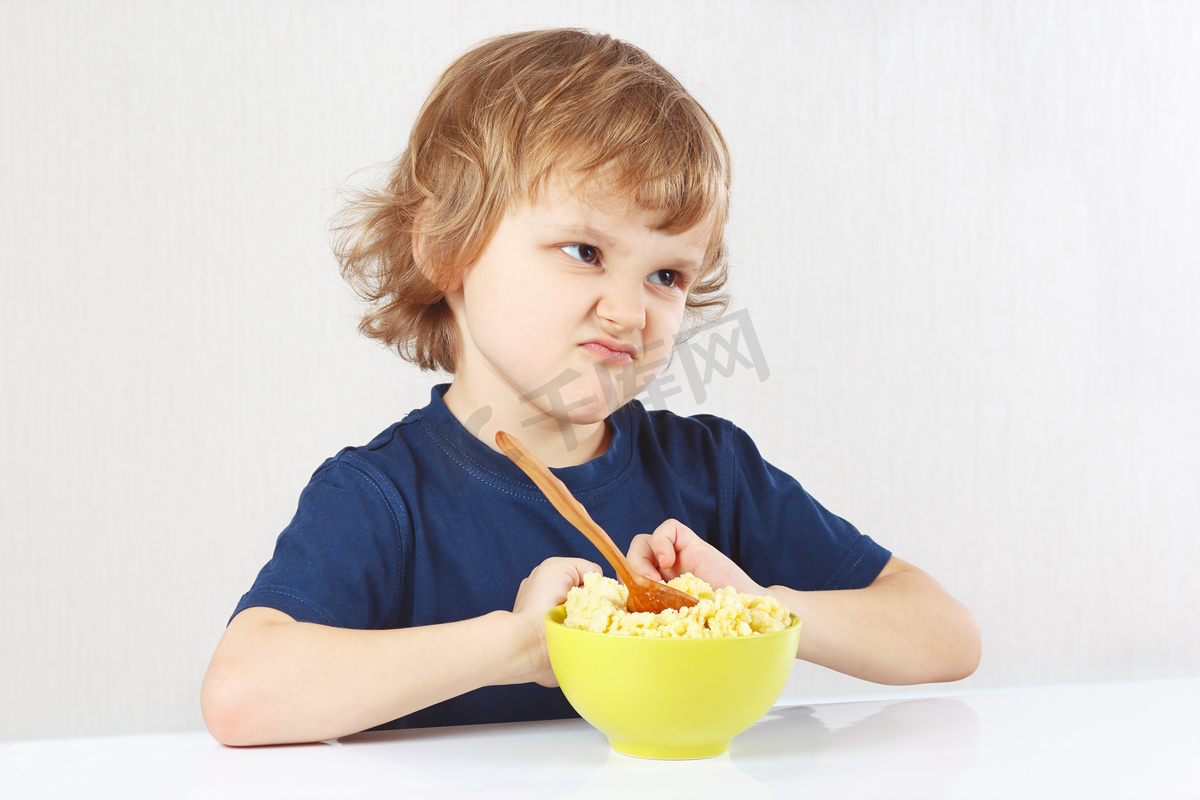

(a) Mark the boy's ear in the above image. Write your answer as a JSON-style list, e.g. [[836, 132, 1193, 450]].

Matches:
[[411, 225, 427, 266], [415, 236, 465, 298], [411, 218, 464, 295]]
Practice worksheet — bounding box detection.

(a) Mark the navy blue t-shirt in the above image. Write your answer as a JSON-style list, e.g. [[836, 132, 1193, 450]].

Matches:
[[234, 385, 891, 730]]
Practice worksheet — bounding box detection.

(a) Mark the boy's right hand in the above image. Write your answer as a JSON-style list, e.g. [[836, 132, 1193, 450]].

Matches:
[[510, 557, 600, 687]]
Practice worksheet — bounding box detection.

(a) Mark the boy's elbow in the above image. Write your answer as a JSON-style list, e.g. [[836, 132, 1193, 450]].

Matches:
[[201, 671, 240, 746], [202, 608, 303, 746], [963, 621, 983, 679], [942, 608, 982, 682], [201, 664, 262, 747], [902, 601, 981, 685]]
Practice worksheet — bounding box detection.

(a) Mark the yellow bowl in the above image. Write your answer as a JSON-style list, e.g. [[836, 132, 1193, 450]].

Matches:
[[545, 605, 802, 759]]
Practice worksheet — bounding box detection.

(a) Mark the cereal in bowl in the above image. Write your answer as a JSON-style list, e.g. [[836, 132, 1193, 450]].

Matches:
[[563, 572, 791, 637]]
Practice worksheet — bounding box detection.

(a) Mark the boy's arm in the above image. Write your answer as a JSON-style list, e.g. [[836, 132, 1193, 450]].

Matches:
[[201, 556, 598, 746], [627, 520, 981, 685], [765, 556, 981, 685]]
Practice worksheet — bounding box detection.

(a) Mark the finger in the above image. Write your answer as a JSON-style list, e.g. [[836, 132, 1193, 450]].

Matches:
[[625, 534, 663, 581], [553, 555, 600, 572], [542, 557, 602, 597], [516, 559, 594, 612], [565, 558, 603, 586], [537, 556, 599, 580], [648, 519, 687, 571]]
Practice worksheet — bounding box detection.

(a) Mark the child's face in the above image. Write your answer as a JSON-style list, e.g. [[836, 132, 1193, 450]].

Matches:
[[445, 178, 713, 431]]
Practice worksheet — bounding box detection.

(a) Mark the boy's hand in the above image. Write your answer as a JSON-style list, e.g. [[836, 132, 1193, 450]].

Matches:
[[627, 519, 765, 596], [510, 557, 601, 687]]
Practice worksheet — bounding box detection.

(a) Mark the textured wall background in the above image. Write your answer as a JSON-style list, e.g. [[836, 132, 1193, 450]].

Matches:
[[3, 0, 1197, 741]]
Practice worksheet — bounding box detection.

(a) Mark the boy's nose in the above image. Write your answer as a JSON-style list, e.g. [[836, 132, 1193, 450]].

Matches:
[[595, 279, 646, 332]]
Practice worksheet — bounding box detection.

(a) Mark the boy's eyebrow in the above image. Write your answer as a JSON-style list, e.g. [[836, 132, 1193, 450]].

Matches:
[[545, 225, 617, 249]]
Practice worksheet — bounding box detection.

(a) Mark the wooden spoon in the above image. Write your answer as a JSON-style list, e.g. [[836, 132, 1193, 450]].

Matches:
[[496, 430, 699, 614]]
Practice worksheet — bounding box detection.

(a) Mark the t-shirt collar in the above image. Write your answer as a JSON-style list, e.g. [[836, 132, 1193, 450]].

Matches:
[[420, 383, 634, 498]]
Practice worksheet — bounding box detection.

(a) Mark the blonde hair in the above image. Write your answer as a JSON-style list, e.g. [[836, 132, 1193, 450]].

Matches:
[[334, 28, 732, 373]]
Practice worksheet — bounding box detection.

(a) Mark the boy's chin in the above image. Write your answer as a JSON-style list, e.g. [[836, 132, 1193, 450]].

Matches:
[[563, 397, 625, 426], [589, 376, 644, 417], [553, 387, 629, 426]]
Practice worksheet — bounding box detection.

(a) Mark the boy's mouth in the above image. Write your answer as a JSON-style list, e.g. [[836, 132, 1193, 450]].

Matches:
[[581, 341, 637, 364]]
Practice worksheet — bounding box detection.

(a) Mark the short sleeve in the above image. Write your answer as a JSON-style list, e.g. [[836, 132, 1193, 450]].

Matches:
[[232, 457, 408, 629], [720, 422, 891, 591]]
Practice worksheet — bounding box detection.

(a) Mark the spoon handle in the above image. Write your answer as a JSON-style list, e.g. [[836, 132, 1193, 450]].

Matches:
[[495, 431, 639, 587]]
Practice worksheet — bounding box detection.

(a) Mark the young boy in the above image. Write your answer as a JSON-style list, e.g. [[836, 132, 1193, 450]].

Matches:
[[202, 28, 980, 747]]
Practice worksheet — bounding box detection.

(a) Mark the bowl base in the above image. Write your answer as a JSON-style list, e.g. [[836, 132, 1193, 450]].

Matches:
[[609, 738, 731, 760]]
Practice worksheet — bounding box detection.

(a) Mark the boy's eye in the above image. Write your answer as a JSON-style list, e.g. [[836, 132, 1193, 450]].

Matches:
[[649, 269, 680, 288], [562, 244, 600, 264]]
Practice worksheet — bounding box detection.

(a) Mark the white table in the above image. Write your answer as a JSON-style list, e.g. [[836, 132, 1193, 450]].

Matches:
[[4, 679, 1198, 799]]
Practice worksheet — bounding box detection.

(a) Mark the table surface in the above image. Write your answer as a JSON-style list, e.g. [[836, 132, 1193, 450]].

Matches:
[[4, 678, 1198, 799]]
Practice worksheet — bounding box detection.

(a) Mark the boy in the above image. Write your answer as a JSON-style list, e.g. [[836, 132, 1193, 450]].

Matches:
[[202, 28, 980, 747]]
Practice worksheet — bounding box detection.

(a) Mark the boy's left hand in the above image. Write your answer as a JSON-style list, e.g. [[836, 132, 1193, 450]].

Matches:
[[626, 519, 764, 595], [510, 556, 601, 687]]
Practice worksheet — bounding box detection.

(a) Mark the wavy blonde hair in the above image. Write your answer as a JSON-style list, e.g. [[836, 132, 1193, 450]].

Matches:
[[333, 28, 732, 373]]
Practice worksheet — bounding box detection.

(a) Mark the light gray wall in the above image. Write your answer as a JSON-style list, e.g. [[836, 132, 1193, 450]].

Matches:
[[3, 0, 1197, 741]]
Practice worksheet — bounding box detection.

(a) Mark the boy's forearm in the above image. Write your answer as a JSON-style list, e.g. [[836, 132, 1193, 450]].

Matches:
[[766, 558, 981, 685], [201, 607, 535, 746]]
